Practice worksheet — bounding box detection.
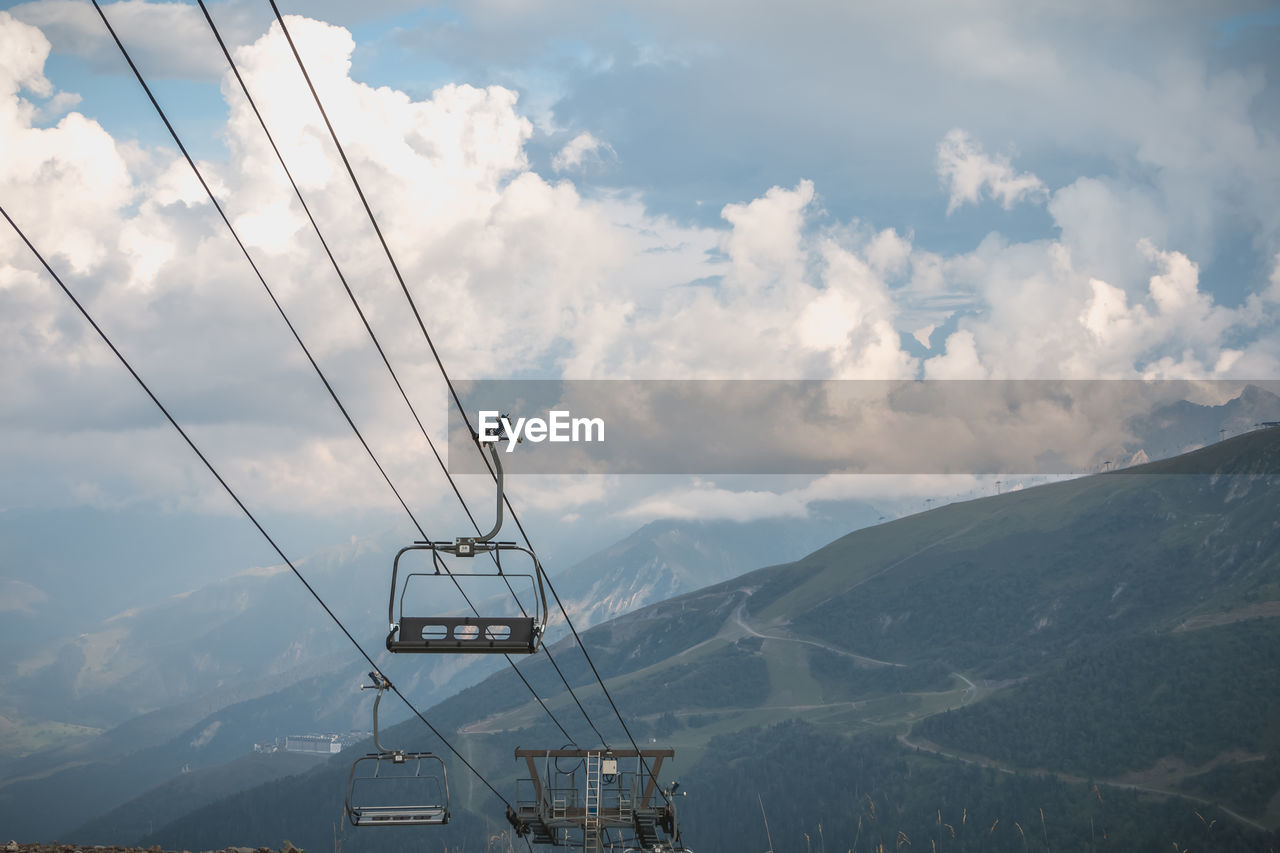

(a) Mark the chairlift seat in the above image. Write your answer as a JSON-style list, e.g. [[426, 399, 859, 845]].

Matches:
[[389, 615, 538, 654], [348, 803, 448, 826]]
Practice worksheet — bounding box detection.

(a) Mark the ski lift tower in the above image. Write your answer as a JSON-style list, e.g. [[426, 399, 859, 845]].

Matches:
[[509, 747, 681, 851]]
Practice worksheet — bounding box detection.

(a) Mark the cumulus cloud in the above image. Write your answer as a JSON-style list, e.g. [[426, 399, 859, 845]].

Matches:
[[0, 11, 133, 276], [8, 0, 229, 80], [0, 10, 54, 97], [551, 131, 614, 172], [937, 128, 1048, 214], [0, 579, 48, 614], [920, 233, 1275, 381], [0, 13, 709, 514], [556, 180, 920, 380], [3, 6, 1280, 527], [865, 227, 911, 278], [721, 179, 815, 287]]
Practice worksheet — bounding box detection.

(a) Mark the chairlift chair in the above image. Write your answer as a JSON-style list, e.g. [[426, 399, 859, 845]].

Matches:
[[385, 433, 549, 654], [386, 539, 547, 653], [345, 673, 450, 827]]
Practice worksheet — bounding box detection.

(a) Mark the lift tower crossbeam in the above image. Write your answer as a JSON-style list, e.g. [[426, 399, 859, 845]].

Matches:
[[511, 748, 678, 851]]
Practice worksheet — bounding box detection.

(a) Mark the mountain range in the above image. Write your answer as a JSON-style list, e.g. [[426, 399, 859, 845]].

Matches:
[[0, 503, 876, 840], [3, 389, 1280, 851], [46, 424, 1280, 853]]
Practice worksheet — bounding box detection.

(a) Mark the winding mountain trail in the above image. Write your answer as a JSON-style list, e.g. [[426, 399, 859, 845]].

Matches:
[[897, 733, 1269, 833], [730, 598, 905, 667], [723, 509, 1013, 672]]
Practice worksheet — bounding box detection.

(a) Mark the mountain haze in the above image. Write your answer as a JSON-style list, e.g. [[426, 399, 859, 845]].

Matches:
[[0, 511, 879, 840], [553, 508, 880, 629], [127, 427, 1280, 852]]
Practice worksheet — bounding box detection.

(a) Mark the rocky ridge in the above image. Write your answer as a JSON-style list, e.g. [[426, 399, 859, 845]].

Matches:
[[5, 844, 303, 853]]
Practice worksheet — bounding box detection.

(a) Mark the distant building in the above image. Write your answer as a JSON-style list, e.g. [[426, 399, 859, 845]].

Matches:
[[254, 733, 370, 755], [285, 734, 344, 754]]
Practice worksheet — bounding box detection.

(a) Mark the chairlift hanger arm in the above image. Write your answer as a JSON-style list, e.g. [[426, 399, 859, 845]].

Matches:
[[465, 439, 505, 546], [460, 418, 518, 551], [362, 675, 396, 757]]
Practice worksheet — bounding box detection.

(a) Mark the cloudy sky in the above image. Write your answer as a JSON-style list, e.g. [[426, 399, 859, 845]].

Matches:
[[2, 0, 1279, 569]]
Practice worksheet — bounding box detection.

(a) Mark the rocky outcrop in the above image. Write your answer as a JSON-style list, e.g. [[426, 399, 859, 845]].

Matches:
[[4, 844, 304, 853]]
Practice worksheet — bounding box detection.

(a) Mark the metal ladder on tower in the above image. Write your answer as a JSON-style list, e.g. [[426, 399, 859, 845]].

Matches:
[[583, 751, 601, 851]]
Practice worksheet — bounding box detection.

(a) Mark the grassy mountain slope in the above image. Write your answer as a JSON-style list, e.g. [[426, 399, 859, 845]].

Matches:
[[82, 429, 1280, 851], [751, 426, 1280, 674], [916, 617, 1280, 775]]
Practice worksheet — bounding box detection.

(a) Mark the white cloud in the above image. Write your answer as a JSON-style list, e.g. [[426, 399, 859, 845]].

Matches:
[[619, 479, 810, 523], [551, 131, 614, 172], [31, 89, 80, 122], [0, 10, 54, 98], [937, 128, 1048, 214], [3, 7, 1279, 525], [0, 13, 708, 513], [0, 16, 134, 280], [8, 0, 228, 80], [917, 234, 1277, 381], [1046, 177, 1168, 291], [925, 329, 987, 380], [559, 179, 921, 380], [812, 240, 917, 378], [865, 227, 911, 278], [0, 578, 48, 614], [720, 179, 814, 288]]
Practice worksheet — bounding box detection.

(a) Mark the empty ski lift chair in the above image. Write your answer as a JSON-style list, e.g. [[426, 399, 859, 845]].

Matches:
[[345, 672, 450, 827], [386, 431, 548, 654]]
